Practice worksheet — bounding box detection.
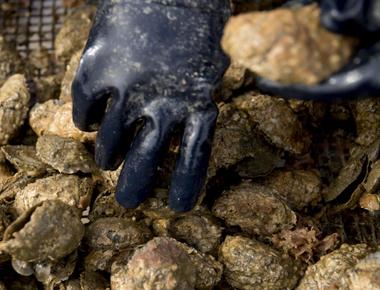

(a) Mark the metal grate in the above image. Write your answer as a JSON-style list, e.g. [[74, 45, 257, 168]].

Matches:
[[0, 0, 68, 63]]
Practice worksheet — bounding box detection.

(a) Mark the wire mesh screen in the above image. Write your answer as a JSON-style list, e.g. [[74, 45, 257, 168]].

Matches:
[[0, 0, 68, 71]]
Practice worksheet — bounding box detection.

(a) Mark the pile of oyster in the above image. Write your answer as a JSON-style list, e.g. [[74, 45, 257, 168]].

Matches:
[[0, 1, 379, 289]]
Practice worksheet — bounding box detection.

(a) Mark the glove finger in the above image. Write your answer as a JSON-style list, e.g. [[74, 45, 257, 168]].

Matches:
[[115, 117, 172, 208], [169, 107, 218, 212], [71, 66, 110, 132], [256, 56, 380, 101], [95, 97, 137, 170]]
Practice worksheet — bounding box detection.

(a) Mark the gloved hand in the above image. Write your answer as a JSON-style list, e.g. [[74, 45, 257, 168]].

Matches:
[[256, 0, 380, 100], [72, 0, 230, 212]]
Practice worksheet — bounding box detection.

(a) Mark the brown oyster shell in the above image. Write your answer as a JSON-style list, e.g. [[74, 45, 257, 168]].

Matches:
[[219, 235, 301, 290], [234, 92, 311, 154], [260, 169, 322, 210], [29, 100, 96, 143], [13, 174, 93, 215], [339, 251, 380, 290], [60, 51, 81, 103], [297, 243, 372, 290], [208, 102, 282, 178], [222, 4, 357, 85], [85, 217, 152, 251], [111, 237, 196, 290], [354, 97, 380, 148], [168, 213, 222, 253], [1, 145, 49, 177], [213, 181, 297, 236], [33, 75, 62, 103], [0, 74, 30, 145], [0, 200, 84, 262], [36, 135, 96, 174], [55, 6, 96, 64], [79, 270, 109, 290], [176, 241, 223, 290]]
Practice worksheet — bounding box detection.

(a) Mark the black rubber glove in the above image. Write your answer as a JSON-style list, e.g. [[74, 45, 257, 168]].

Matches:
[[256, 0, 380, 101], [72, 0, 230, 212]]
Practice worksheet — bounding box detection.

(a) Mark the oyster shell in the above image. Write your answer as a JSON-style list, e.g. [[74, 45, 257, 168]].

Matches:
[[213, 181, 297, 236], [297, 244, 372, 290], [13, 174, 93, 215], [219, 235, 301, 290], [36, 135, 96, 174], [0, 200, 84, 262], [111, 237, 196, 290], [29, 100, 96, 143], [0, 75, 30, 145], [222, 4, 357, 85]]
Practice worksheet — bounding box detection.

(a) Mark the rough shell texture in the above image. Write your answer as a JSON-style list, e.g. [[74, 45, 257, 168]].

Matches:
[[0, 172, 35, 203], [208, 102, 282, 178], [0, 161, 12, 180], [234, 92, 311, 154], [85, 217, 152, 250], [55, 6, 96, 64], [111, 237, 196, 290], [33, 75, 61, 103], [219, 62, 252, 101], [36, 135, 96, 174], [93, 165, 122, 194], [1, 145, 49, 177], [79, 270, 109, 290], [88, 192, 133, 222], [168, 213, 222, 253], [0, 36, 24, 85], [0, 205, 10, 240], [261, 169, 322, 210], [222, 4, 357, 85], [297, 243, 372, 290], [175, 240, 223, 290], [363, 159, 380, 193], [28, 48, 53, 76], [13, 174, 93, 215], [0, 200, 84, 262], [60, 51, 81, 103], [84, 248, 129, 273], [324, 155, 367, 202], [339, 251, 380, 290], [0, 74, 30, 145], [33, 251, 77, 288], [354, 97, 380, 147], [213, 181, 297, 236], [29, 100, 96, 143], [220, 235, 301, 290]]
